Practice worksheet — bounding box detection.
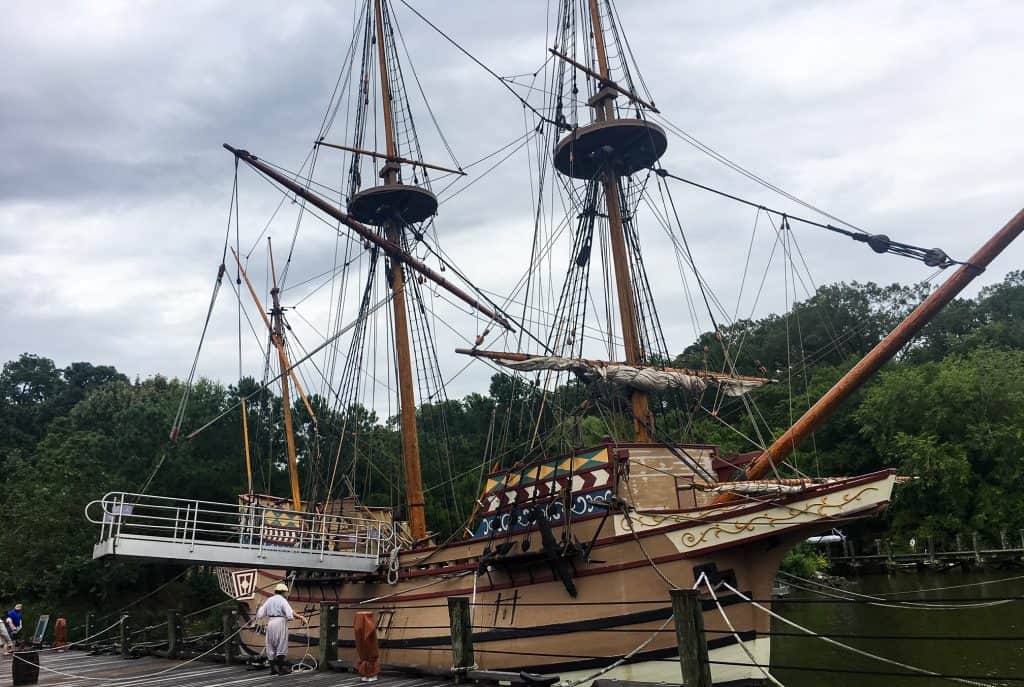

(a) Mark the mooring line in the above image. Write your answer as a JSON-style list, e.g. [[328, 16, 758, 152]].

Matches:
[[723, 581, 1001, 687]]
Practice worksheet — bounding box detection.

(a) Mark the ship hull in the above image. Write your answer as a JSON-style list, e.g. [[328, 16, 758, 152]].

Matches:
[[224, 470, 894, 685]]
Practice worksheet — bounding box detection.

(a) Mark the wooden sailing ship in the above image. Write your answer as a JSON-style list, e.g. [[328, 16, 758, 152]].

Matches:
[[87, 1, 1023, 685]]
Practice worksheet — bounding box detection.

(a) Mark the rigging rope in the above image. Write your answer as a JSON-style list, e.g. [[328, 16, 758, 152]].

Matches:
[[653, 167, 959, 268]]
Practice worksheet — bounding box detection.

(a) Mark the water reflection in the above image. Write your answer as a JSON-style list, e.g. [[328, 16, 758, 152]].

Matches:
[[770, 571, 1024, 687]]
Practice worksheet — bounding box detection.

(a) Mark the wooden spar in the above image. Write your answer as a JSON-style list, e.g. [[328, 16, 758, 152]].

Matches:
[[374, 0, 426, 540], [269, 240, 303, 511], [718, 207, 1024, 500], [374, 0, 397, 163], [241, 398, 253, 494], [547, 48, 658, 112], [223, 144, 512, 332], [454, 347, 772, 385], [586, 0, 652, 442], [231, 245, 301, 511], [287, 366, 318, 430], [388, 237, 426, 539], [315, 140, 466, 176]]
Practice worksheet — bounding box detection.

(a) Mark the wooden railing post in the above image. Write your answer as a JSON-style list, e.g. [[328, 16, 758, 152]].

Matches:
[[319, 602, 339, 670], [84, 612, 96, 647], [221, 609, 237, 665], [167, 610, 183, 658], [120, 614, 130, 658], [671, 589, 712, 687], [448, 596, 474, 682]]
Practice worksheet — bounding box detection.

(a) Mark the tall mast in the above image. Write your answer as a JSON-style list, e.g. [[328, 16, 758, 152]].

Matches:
[[268, 242, 303, 511], [585, 0, 651, 442], [232, 245, 302, 510], [373, 0, 426, 540]]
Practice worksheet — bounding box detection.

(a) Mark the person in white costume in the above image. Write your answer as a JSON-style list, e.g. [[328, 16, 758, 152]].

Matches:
[[255, 582, 308, 675]]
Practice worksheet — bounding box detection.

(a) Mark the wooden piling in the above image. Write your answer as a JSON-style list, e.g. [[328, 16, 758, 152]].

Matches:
[[120, 614, 130, 658], [319, 602, 339, 670], [447, 596, 474, 682], [167, 610, 183, 659], [221, 609, 237, 665], [84, 612, 96, 647], [671, 589, 712, 687]]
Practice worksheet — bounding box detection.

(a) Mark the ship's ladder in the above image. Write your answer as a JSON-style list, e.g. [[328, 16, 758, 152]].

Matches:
[[86, 492, 397, 573]]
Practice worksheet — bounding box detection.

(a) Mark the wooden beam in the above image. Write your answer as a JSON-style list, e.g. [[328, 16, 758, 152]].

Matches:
[[316, 140, 466, 176], [547, 47, 659, 113], [224, 144, 513, 331], [455, 348, 772, 385]]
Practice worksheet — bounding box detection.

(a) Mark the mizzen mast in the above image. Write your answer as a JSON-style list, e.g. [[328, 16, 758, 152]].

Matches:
[[232, 244, 303, 511]]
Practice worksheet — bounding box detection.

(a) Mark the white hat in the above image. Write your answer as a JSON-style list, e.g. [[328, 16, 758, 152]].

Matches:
[[274, 583, 289, 593]]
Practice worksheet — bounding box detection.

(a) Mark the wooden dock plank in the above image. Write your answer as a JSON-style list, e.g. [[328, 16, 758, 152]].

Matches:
[[0, 651, 458, 687]]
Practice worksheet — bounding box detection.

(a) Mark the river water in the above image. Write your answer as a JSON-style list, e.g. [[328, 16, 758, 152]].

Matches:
[[769, 570, 1024, 686]]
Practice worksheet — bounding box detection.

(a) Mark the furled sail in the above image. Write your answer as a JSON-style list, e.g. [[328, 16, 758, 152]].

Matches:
[[456, 349, 771, 397]]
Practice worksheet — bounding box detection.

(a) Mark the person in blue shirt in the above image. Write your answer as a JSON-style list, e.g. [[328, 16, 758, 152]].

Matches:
[[5, 604, 23, 643]]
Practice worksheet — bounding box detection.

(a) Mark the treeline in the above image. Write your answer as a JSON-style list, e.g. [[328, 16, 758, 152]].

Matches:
[[0, 271, 1021, 607]]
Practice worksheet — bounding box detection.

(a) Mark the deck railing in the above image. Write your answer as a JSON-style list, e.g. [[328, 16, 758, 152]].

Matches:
[[86, 492, 397, 569]]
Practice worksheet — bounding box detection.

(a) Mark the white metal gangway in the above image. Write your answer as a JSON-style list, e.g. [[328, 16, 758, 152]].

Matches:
[[86, 492, 398, 573]]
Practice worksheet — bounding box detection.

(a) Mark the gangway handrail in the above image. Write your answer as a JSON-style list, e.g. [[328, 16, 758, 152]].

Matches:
[[86, 491, 399, 571]]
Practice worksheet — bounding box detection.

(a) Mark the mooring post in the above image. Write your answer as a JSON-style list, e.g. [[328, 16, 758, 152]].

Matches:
[[671, 589, 712, 687], [221, 609, 237, 665], [120, 614, 130, 658], [448, 596, 474, 682], [167, 610, 183, 658], [319, 602, 338, 670], [84, 612, 96, 647]]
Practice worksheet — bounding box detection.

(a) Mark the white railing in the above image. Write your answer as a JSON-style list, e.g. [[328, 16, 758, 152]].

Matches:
[[86, 492, 398, 568]]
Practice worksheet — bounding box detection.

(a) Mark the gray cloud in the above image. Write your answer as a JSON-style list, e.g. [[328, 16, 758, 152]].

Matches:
[[2, 0, 1022, 408]]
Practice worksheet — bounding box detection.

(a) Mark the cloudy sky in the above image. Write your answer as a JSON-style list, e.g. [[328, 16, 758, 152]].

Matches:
[[2, 0, 1022, 406]]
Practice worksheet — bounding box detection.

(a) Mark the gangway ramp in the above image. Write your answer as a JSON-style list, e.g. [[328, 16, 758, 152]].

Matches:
[[86, 492, 397, 572]]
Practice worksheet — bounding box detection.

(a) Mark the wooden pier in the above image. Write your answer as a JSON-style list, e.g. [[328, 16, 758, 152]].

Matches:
[[1, 650, 460, 686], [826, 532, 1024, 574], [2, 592, 720, 687]]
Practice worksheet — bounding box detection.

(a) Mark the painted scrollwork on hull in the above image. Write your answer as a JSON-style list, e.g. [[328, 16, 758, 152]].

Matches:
[[676, 485, 881, 549], [475, 488, 614, 536], [614, 476, 893, 552]]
